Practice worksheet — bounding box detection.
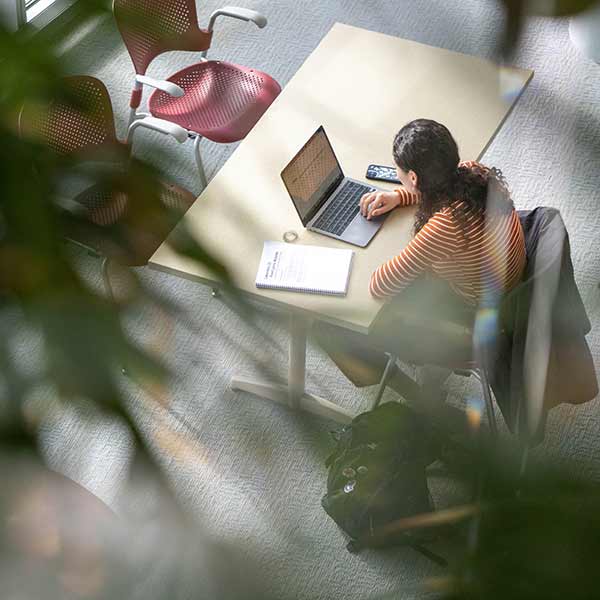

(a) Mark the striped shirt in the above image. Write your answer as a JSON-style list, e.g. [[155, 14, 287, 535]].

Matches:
[[369, 162, 526, 306]]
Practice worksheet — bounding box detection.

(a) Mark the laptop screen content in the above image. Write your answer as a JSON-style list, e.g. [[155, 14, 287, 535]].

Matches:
[[281, 127, 344, 225]]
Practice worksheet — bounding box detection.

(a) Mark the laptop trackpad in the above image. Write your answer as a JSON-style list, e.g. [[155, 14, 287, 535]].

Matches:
[[343, 213, 387, 247]]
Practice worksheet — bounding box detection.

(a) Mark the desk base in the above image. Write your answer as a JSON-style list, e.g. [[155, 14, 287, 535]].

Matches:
[[230, 313, 356, 425], [231, 375, 354, 424]]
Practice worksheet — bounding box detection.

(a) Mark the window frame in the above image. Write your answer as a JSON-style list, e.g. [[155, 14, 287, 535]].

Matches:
[[2, 0, 78, 30]]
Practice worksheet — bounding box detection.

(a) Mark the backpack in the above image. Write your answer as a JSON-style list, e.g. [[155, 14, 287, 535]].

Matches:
[[321, 402, 444, 558]]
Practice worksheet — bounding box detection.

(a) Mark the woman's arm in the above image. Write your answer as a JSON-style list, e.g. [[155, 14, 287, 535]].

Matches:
[[393, 187, 421, 207], [369, 209, 458, 298], [360, 187, 420, 220]]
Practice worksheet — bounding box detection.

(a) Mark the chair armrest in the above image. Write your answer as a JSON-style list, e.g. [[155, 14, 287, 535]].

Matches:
[[127, 117, 189, 145], [135, 75, 184, 97], [207, 6, 267, 32]]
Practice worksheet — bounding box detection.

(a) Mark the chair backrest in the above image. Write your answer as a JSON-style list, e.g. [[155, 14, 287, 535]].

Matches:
[[19, 76, 118, 157], [113, 0, 212, 76], [501, 207, 573, 439], [520, 209, 564, 438]]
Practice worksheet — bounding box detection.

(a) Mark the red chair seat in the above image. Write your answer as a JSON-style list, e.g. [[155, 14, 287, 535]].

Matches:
[[148, 61, 281, 143]]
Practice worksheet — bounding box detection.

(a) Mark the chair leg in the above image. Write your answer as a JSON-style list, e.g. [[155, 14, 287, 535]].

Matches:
[[371, 354, 397, 410], [467, 369, 496, 555], [464, 367, 499, 557], [101, 257, 115, 302], [514, 443, 531, 500], [193, 135, 208, 189], [128, 107, 138, 129], [127, 80, 144, 129], [472, 368, 497, 437], [479, 367, 497, 437], [100, 257, 129, 376], [519, 444, 530, 479]]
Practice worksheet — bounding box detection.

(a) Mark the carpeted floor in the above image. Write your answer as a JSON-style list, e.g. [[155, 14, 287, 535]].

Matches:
[[37, 1, 600, 598]]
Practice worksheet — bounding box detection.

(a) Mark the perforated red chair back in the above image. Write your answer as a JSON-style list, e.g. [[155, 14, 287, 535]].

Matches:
[[113, 0, 212, 75], [19, 76, 119, 157]]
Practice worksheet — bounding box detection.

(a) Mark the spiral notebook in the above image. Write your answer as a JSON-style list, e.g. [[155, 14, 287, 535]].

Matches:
[[255, 241, 354, 296]]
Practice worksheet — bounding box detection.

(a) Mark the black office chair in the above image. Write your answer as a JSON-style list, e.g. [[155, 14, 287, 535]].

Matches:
[[371, 207, 596, 472], [354, 207, 597, 566]]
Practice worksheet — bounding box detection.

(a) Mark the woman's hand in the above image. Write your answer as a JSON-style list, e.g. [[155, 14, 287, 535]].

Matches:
[[359, 190, 401, 220]]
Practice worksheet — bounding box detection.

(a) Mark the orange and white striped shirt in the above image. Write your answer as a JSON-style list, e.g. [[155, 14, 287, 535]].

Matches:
[[369, 162, 526, 306]]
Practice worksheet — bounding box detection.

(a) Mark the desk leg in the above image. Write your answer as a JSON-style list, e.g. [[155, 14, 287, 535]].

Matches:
[[288, 313, 306, 409], [231, 314, 354, 424]]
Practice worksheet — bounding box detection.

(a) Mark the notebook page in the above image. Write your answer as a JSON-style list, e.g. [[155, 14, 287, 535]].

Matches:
[[255, 241, 353, 295]]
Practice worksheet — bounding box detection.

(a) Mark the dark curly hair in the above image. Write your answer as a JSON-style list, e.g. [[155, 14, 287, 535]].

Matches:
[[392, 119, 512, 239]]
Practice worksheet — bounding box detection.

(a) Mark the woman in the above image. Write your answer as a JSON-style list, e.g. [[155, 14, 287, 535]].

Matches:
[[316, 119, 526, 421]]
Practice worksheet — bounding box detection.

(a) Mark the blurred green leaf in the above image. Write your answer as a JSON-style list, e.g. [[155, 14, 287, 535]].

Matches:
[[0, 0, 238, 492]]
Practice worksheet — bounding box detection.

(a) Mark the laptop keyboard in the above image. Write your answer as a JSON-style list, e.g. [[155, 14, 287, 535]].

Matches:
[[313, 181, 373, 236]]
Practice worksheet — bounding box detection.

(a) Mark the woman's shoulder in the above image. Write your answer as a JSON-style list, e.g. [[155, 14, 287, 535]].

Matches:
[[429, 204, 463, 227]]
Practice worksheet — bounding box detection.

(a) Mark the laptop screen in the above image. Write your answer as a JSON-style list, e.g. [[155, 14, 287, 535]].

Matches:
[[281, 126, 344, 226]]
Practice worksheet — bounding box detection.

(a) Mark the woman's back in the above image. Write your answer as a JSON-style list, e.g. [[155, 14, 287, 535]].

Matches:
[[369, 162, 526, 306], [414, 197, 525, 305]]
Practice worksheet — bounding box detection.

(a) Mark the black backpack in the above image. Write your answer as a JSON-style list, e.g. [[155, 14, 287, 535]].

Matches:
[[322, 402, 444, 558]]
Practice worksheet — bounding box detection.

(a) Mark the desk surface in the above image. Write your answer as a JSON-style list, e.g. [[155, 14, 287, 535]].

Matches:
[[150, 23, 533, 333]]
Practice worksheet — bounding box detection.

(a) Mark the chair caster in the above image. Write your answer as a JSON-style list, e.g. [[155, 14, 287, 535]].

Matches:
[[211, 288, 220, 298]]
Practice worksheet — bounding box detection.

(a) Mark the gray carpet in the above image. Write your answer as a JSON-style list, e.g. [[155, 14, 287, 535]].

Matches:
[[37, 1, 600, 598]]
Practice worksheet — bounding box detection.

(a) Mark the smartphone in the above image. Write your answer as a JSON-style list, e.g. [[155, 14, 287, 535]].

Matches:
[[365, 164, 401, 184]]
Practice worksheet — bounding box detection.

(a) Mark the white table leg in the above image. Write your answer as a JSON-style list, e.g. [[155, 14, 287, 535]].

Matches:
[[231, 313, 354, 424], [288, 313, 306, 409]]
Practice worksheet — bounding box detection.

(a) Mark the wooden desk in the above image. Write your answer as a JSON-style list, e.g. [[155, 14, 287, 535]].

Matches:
[[150, 23, 533, 423]]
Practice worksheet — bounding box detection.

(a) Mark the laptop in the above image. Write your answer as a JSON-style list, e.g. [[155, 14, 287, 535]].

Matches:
[[280, 126, 388, 247]]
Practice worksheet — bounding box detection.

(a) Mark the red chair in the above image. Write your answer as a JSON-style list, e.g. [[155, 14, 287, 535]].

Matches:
[[18, 75, 195, 299], [113, 0, 282, 188]]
